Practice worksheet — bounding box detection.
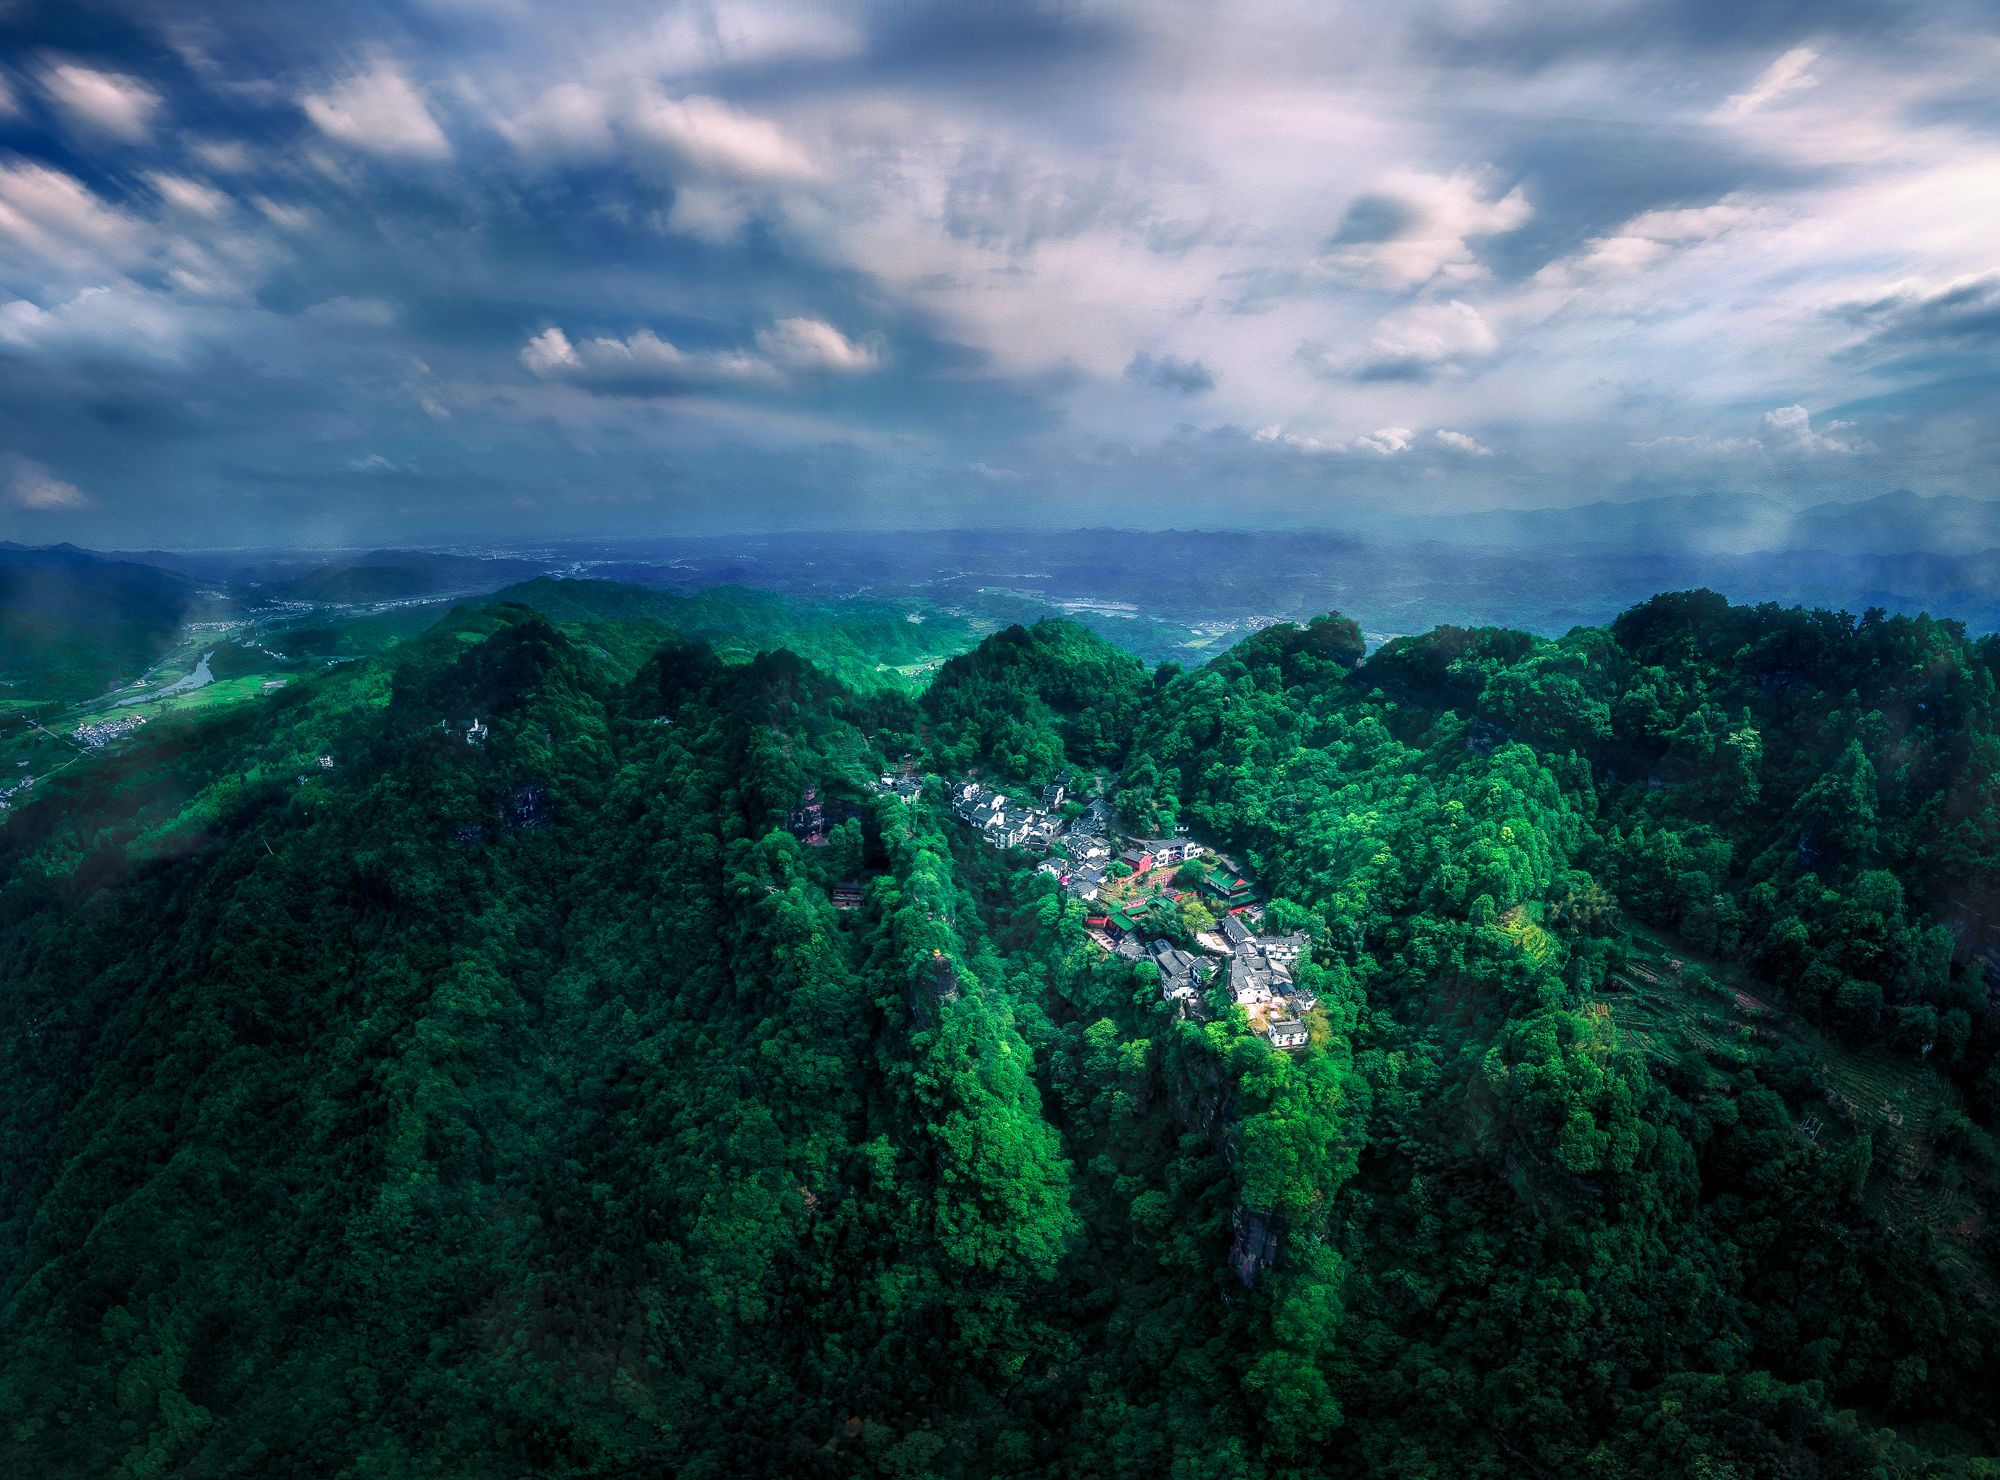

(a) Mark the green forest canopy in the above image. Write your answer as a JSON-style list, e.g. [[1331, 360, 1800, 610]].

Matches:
[[1, 589, 1998, 1478]]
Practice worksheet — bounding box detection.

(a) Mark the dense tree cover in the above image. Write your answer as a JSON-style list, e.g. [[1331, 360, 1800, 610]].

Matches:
[[0, 591, 1996, 1478], [477, 579, 984, 695], [1126, 598, 2000, 1476], [921, 620, 1150, 784], [1355, 593, 2000, 1114], [0, 559, 194, 701]]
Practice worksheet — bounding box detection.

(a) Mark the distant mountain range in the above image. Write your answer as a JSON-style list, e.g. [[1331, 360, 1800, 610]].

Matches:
[[1411, 489, 2000, 557], [0, 543, 556, 599], [4, 489, 1998, 706], [246, 550, 553, 603]]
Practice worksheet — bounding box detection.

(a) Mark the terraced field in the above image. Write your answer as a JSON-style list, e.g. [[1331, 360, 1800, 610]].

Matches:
[[1496, 905, 1560, 974]]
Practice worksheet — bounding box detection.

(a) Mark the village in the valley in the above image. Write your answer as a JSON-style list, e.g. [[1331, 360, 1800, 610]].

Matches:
[[870, 770, 1316, 1049]]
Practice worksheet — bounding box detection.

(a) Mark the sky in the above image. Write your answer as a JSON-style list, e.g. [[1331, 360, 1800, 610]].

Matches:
[[1, 0, 1997, 549]]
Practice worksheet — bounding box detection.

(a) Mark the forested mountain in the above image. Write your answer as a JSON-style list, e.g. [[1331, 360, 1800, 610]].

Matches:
[[0, 558, 197, 702], [1, 590, 1996, 1478], [475, 578, 982, 692]]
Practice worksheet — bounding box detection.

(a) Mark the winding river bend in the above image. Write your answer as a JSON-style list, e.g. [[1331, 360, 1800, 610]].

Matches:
[[117, 651, 214, 707]]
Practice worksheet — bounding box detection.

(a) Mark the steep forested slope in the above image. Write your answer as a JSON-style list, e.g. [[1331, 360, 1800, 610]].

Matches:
[[0, 593, 1996, 1478], [921, 618, 1153, 782], [1126, 600, 2000, 1476], [0, 559, 195, 702]]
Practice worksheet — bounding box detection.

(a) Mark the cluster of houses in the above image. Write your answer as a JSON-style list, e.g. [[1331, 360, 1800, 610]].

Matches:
[[862, 767, 1317, 1049], [1024, 824, 1200, 906], [73, 712, 150, 749], [1218, 915, 1315, 1044], [1090, 912, 1312, 1042], [947, 778, 1069, 852], [0, 770, 35, 810], [879, 774, 924, 804]]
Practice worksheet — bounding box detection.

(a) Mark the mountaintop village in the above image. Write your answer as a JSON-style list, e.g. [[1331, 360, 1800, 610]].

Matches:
[[855, 771, 1315, 1048]]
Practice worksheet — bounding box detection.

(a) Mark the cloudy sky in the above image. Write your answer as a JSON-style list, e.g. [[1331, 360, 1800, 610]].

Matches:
[[2, 0, 1997, 548]]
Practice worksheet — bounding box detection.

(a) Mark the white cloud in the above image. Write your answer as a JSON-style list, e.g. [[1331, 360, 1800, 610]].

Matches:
[[755, 317, 880, 374], [1434, 429, 1492, 456], [304, 296, 397, 325], [347, 453, 409, 473], [1353, 427, 1415, 455], [629, 92, 815, 181], [147, 173, 231, 218], [190, 139, 253, 173], [496, 81, 816, 192], [1314, 172, 1531, 290], [7, 458, 89, 509], [0, 286, 183, 360], [521, 326, 583, 376], [1625, 407, 1874, 465], [1378, 298, 1495, 361], [969, 462, 1022, 480], [1336, 299, 1498, 380], [1622, 194, 1764, 243], [0, 159, 146, 273], [1539, 235, 1671, 284], [522, 317, 880, 393], [1831, 270, 2000, 358], [525, 326, 761, 390], [1537, 192, 1769, 286], [663, 185, 760, 243], [40, 64, 163, 143], [494, 82, 615, 161], [1725, 48, 1820, 116], [252, 196, 314, 232], [302, 65, 452, 159], [1762, 404, 1874, 455]]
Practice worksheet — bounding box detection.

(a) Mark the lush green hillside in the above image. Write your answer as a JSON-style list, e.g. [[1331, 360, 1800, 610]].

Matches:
[[0, 560, 195, 703], [0, 593, 1996, 1478], [921, 616, 1155, 781], [478, 578, 985, 692]]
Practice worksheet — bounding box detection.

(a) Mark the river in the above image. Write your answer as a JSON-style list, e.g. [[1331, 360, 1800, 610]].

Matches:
[[117, 651, 215, 707]]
